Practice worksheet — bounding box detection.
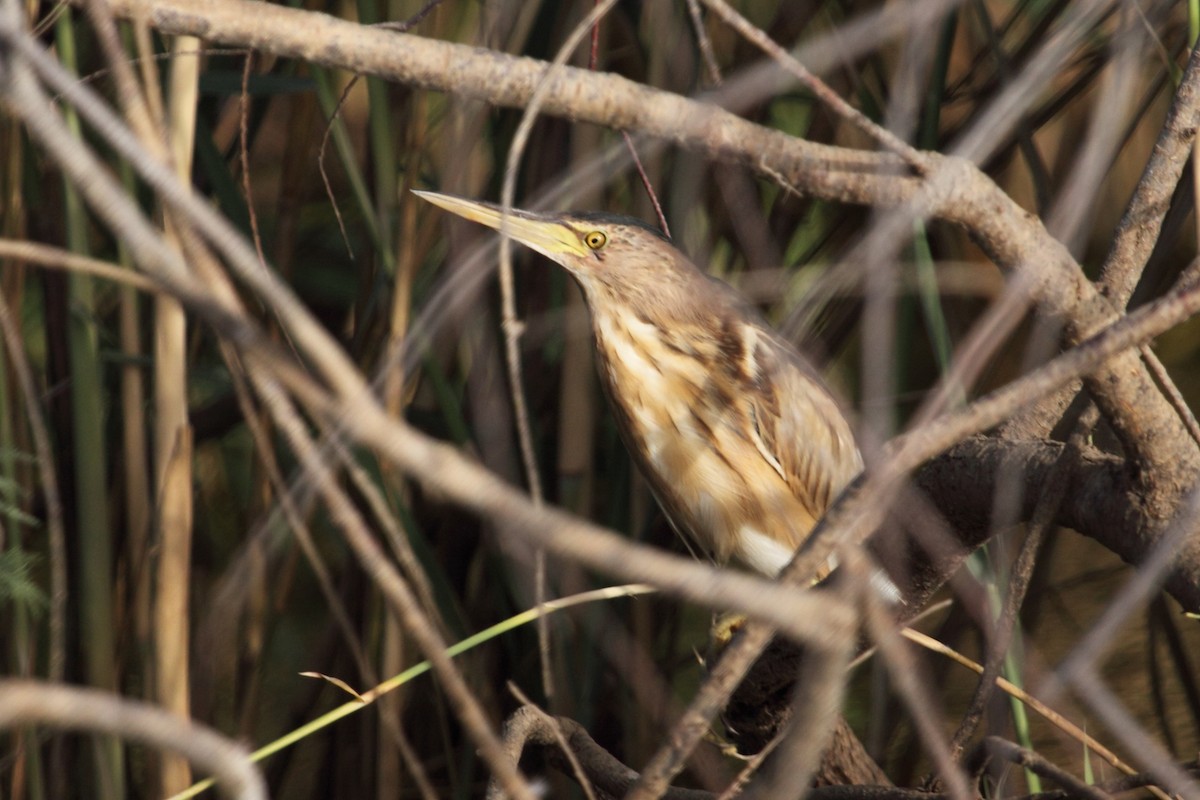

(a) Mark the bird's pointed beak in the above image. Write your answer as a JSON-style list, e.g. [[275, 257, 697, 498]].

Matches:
[[414, 190, 589, 260]]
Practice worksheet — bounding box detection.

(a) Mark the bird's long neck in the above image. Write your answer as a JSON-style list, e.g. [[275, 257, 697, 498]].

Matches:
[[590, 309, 709, 394], [579, 266, 746, 417], [586, 298, 739, 457]]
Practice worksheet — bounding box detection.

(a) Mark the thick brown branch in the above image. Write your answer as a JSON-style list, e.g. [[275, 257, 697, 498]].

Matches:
[[911, 435, 1200, 612], [922, 157, 1200, 499], [88, 0, 910, 197]]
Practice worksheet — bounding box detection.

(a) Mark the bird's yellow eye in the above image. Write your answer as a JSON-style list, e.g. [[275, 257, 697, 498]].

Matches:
[[583, 231, 607, 250]]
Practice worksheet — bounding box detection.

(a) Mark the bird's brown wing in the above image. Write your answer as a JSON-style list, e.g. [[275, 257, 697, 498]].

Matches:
[[740, 324, 863, 521]]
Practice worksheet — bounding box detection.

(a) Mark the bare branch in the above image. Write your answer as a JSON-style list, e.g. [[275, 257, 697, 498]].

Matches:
[[1100, 41, 1200, 307], [0, 680, 266, 800]]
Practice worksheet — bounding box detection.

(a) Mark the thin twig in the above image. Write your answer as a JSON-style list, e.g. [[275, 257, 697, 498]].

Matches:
[[684, 0, 722, 88], [1142, 346, 1200, 450], [495, 0, 621, 704], [700, 0, 927, 170], [317, 74, 359, 260], [238, 51, 266, 268], [904, 627, 1143, 782], [886, 256, 1200, 479], [947, 405, 1098, 758], [1099, 39, 1200, 307], [1068, 665, 1200, 799], [237, 359, 441, 800], [972, 737, 1113, 800], [374, 0, 442, 32], [623, 130, 671, 237], [862, 575, 973, 800]]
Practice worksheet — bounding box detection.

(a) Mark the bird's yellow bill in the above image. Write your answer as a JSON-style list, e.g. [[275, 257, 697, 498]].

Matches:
[[414, 190, 589, 259]]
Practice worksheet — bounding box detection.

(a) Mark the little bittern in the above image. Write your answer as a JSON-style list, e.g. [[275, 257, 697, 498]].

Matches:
[[417, 191, 861, 578]]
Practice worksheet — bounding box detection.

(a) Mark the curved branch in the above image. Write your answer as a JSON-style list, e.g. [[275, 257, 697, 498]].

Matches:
[[496, 706, 713, 800], [497, 705, 931, 800], [0, 680, 266, 800]]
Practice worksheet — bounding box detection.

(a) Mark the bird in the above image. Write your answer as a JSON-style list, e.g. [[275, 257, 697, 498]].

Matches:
[[416, 190, 863, 580]]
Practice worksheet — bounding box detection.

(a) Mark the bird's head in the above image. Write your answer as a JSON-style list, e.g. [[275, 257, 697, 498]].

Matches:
[[415, 191, 691, 306]]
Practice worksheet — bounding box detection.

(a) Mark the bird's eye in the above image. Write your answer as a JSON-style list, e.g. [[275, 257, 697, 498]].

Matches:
[[583, 231, 607, 250]]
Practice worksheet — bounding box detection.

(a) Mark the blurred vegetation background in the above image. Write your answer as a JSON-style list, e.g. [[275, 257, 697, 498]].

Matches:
[[2, 0, 1200, 798]]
